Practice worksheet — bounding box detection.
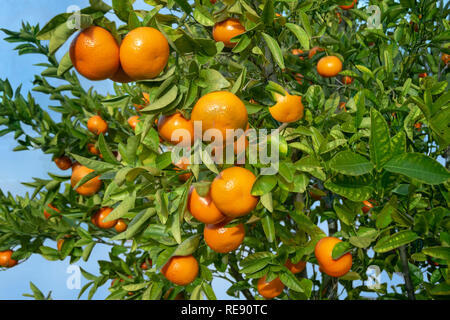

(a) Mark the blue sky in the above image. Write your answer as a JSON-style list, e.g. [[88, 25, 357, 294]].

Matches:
[[0, 0, 412, 300]]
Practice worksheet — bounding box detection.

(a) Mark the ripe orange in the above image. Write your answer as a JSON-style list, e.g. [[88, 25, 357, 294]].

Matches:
[[115, 219, 128, 232], [44, 203, 60, 219], [94, 207, 117, 229], [140, 259, 152, 270], [257, 275, 284, 299], [285, 259, 306, 274], [188, 186, 226, 224], [134, 92, 150, 111], [418, 72, 427, 78], [0, 250, 18, 268], [339, 102, 347, 111], [203, 221, 245, 253], [269, 90, 304, 123], [339, 0, 357, 10], [110, 63, 134, 83], [87, 115, 108, 135], [54, 156, 72, 170], [308, 46, 324, 59], [314, 237, 352, 277], [87, 143, 100, 155], [442, 53, 450, 65], [317, 56, 342, 77], [292, 48, 304, 60], [342, 76, 353, 85], [71, 165, 102, 196], [191, 91, 248, 144], [119, 27, 169, 80], [128, 116, 140, 130], [157, 112, 194, 147], [173, 156, 192, 182], [361, 200, 375, 213], [69, 26, 120, 81], [414, 122, 422, 130], [161, 255, 199, 286], [210, 167, 258, 218], [212, 18, 246, 48], [57, 239, 65, 251]]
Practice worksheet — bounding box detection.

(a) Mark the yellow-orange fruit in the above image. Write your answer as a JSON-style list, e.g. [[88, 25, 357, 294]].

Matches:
[[203, 221, 245, 253], [212, 18, 246, 48], [161, 255, 199, 286], [188, 187, 226, 224], [257, 275, 284, 299], [69, 26, 120, 81], [314, 237, 352, 277]]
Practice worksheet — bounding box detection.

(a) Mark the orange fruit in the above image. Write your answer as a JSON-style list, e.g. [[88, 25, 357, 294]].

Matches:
[[210, 166, 258, 218], [308, 46, 324, 59], [94, 207, 117, 229], [140, 259, 152, 270], [54, 156, 72, 170], [191, 91, 248, 144], [157, 112, 194, 147], [57, 239, 65, 251], [44, 203, 60, 220], [339, 102, 347, 111], [119, 27, 170, 80], [292, 49, 304, 60], [161, 255, 199, 286], [317, 56, 343, 77], [188, 187, 226, 224], [418, 72, 427, 78], [203, 220, 245, 253], [342, 75, 353, 85], [115, 219, 128, 232], [285, 259, 306, 274], [69, 26, 120, 81], [314, 237, 352, 277], [128, 116, 140, 130], [87, 143, 100, 155], [134, 92, 150, 111], [174, 157, 192, 182], [71, 165, 102, 196], [212, 18, 246, 48], [210, 0, 217, 4], [361, 200, 375, 213], [336, 12, 342, 23], [110, 64, 134, 83], [442, 53, 450, 65], [87, 115, 108, 135], [269, 90, 304, 123], [0, 250, 18, 268], [414, 122, 422, 130], [339, 0, 357, 10], [257, 275, 284, 299]]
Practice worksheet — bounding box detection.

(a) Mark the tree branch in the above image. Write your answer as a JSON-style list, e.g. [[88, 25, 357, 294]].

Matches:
[[229, 263, 255, 300], [399, 245, 416, 300]]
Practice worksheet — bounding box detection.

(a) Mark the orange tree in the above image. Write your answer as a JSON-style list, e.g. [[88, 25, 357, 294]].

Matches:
[[0, 0, 450, 300]]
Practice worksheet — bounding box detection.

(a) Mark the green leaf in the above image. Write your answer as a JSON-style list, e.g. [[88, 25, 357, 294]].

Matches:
[[285, 23, 310, 50], [262, 0, 275, 26], [193, 7, 215, 27], [112, 0, 133, 22], [324, 174, 374, 201], [140, 86, 178, 112], [329, 151, 374, 176], [57, 51, 73, 76], [49, 15, 93, 54], [261, 213, 275, 243], [261, 33, 285, 70], [198, 69, 231, 93], [251, 175, 277, 196], [383, 153, 450, 185], [370, 108, 392, 169], [373, 230, 419, 253], [280, 272, 304, 292], [103, 193, 136, 222], [422, 247, 450, 261], [174, 0, 192, 14], [98, 134, 120, 165], [331, 241, 352, 259], [172, 234, 201, 256]]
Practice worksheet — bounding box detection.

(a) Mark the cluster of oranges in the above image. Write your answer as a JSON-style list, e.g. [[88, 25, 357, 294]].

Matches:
[[40, 5, 371, 297], [70, 26, 169, 82]]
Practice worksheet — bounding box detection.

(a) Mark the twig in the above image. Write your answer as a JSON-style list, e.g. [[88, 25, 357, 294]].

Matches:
[[399, 245, 416, 300]]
